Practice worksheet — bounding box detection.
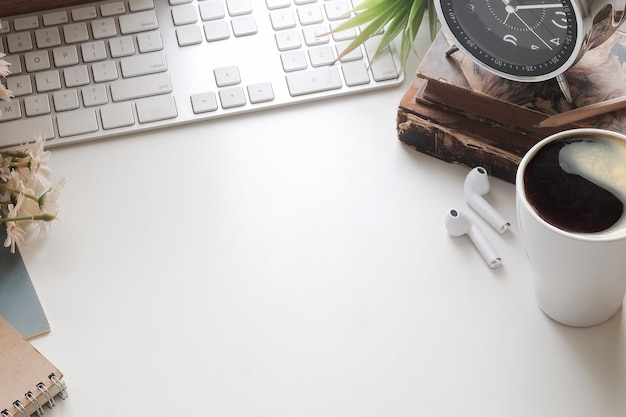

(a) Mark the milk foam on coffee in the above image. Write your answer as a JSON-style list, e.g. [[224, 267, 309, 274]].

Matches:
[[523, 134, 626, 236], [558, 136, 626, 237]]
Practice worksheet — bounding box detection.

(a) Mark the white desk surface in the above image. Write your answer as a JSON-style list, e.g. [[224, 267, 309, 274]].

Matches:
[[23, 29, 626, 417]]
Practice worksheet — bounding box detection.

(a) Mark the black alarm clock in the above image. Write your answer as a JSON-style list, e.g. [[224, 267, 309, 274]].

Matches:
[[434, 0, 626, 101]]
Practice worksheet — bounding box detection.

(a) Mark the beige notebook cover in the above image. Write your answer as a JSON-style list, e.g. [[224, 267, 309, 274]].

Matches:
[[0, 316, 67, 417]]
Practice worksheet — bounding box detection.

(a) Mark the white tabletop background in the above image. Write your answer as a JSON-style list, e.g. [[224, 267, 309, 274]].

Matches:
[[22, 25, 626, 417]]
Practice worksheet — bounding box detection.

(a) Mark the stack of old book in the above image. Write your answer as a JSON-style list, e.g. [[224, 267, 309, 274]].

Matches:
[[397, 29, 626, 183]]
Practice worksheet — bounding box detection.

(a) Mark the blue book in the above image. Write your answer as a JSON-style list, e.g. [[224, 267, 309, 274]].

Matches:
[[0, 248, 50, 339]]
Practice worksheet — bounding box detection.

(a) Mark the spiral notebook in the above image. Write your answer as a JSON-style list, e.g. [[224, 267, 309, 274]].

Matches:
[[0, 316, 68, 417]]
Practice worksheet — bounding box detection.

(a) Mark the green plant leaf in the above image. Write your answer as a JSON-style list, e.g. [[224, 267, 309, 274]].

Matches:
[[330, 0, 439, 68]]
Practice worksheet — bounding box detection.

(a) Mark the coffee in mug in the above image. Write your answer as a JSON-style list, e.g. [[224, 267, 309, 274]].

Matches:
[[517, 128, 626, 327]]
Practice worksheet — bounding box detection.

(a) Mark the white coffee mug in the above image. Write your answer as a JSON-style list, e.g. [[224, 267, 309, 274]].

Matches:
[[516, 128, 626, 327]]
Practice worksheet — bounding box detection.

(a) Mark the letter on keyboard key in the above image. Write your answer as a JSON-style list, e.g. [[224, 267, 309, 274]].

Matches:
[[120, 52, 168, 77], [110, 73, 173, 101], [136, 95, 178, 123], [286, 67, 342, 96], [57, 109, 99, 137], [0, 116, 55, 147], [364, 38, 399, 82], [119, 10, 159, 34]]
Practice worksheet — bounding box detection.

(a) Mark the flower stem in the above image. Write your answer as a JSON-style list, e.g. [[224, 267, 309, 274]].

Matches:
[[0, 213, 56, 224]]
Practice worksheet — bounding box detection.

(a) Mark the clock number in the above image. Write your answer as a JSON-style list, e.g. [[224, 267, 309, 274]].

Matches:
[[552, 11, 568, 29], [550, 38, 561, 46], [503, 34, 518, 46]]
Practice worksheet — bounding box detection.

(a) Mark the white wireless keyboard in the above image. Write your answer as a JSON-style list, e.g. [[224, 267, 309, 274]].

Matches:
[[0, 0, 404, 148]]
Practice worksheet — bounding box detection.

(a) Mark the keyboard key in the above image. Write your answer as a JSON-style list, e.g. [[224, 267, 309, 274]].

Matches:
[[199, 1, 226, 21], [81, 41, 108, 62], [247, 82, 274, 104], [35, 27, 62, 48], [219, 87, 246, 108], [53, 90, 80, 112], [172, 4, 198, 25], [231, 16, 257, 37], [82, 85, 109, 107], [226, 0, 253, 16], [92, 18, 118, 39], [35, 70, 62, 92], [176, 26, 203, 46], [0, 116, 55, 146], [110, 73, 173, 101], [324, 1, 352, 20], [275, 30, 301, 51], [0, 100, 22, 121], [100, 102, 135, 129], [341, 61, 370, 86], [204, 21, 230, 41], [336, 41, 363, 62], [297, 5, 324, 25], [24, 95, 51, 116], [120, 52, 168, 78], [136, 95, 178, 123], [269, 10, 296, 30], [63, 23, 90, 44], [53, 45, 80, 67], [280, 51, 308, 72], [6, 75, 32, 96], [109, 36, 136, 57], [43, 12, 69, 26], [330, 21, 356, 41], [286, 67, 342, 96], [3, 56, 22, 75], [136, 31, 163, 52], [25, 50, 51, 72], [308, 46, 335, 67], [57, 109, 99, 137], [129, 0, 155, 12], [266, 0, 291, 9], [191, 92, 218, 113], [14, 16, 40, 31], [363, 37, 399, 81], [92, 61, 119, 82], [101, 2, 127, 17], [72, 7, 98, 21], [303, 25, 329, 46], [64, 65, 90, 87], [214, 66, 240, 87], [119, 10, 159, 34], [7, 33, 33, 53]]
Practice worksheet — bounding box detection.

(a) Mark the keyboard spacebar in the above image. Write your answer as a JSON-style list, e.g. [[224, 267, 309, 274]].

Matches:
[[110, 73, 173, 102], [0, 116, 55, 147], [286, 68, 342, 96]]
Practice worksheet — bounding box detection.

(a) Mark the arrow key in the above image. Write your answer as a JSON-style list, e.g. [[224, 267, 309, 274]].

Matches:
[[191, 92, 218, 113], [247, 82, 274, 104], [218, 87, 246, 109]]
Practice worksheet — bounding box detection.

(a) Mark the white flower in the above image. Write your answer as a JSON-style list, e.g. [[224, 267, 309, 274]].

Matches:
[[4, 194, 27, 253], [16, 136, 52, 193], [0, 85, 12, 102]]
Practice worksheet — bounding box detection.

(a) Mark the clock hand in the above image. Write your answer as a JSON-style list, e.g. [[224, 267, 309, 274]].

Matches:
[[516, 3, 563, 9], [500, 0, 514, 25], [512, 11, 553, 49]]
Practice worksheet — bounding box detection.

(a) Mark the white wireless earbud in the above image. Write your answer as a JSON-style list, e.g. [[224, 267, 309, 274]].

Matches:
[[464, 166, 510, 233], [445, 208, 502, 269]]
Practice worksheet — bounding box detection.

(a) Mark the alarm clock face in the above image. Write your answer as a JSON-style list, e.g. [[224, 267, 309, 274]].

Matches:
[[436, 0, 583, 80]]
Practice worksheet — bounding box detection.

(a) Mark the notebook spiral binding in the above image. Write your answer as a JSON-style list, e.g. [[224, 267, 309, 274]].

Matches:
[[1, 373, 67, 417]]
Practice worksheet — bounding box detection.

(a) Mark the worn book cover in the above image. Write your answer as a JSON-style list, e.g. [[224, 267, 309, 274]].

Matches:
[[397, 78, 537, 183]]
